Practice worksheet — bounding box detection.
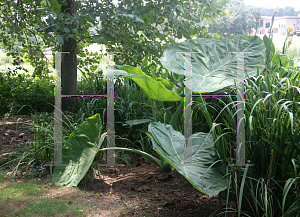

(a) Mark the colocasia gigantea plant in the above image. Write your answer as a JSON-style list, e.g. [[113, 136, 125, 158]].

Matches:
[[53, 35, 267, 196]]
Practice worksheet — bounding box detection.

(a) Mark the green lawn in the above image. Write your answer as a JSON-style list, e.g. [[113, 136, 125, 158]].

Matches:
[[270, 35, 300, 59], [0, 171, 88, 217]]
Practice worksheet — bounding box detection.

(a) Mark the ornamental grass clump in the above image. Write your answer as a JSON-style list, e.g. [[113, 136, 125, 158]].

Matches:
[[225, 60, 300, 217], [217, 9, 300, 216]]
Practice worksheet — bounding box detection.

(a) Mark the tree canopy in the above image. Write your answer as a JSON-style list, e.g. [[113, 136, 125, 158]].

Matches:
[[208, 0, 300, 37], [0, 0, 230, 111], [0, 0, 230, 76], [208, 0, 257, 36], [260, 6, 300, 17]]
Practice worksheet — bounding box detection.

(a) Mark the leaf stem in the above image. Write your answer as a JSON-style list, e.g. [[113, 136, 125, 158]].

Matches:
[[149, 98, 157, 122]]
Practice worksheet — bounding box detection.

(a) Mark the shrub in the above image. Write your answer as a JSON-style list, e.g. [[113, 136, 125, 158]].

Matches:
[[0, 67, 25, 116], [11, 75, 55, 115], [0, 67, 55, 116], [0, 71, 13, 116]]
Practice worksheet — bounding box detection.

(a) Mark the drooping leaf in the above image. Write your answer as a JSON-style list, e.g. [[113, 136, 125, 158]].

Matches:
[[64, 27, 70, 33], [122, 118, 153, 127], [56, 35, 64, 44], [160, 35, 266, 93], [104, 65, 184, 102], [117, 13, 145, 23], [92, 36, 102, 43], [263, 35, 275, 67], [272, 53, 290, 69], [52, 114, 106, 187], [36, 25, 55, 33], [147, 122, 228, 195], [74, 14, 85, 22]]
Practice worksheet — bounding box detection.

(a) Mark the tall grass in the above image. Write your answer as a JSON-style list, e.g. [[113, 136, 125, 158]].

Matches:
[[205, 53, 300, 216], [275, 46, 300, 60], [182, 37, 300, 215], [0, 111, 81, 179], [0, 64, 168, 176]]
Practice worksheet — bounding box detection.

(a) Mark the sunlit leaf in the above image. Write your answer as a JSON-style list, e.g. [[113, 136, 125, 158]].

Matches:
[[160, 35, 266, 93], [52, 114, 106, 187], [147, 122, 228, 195]]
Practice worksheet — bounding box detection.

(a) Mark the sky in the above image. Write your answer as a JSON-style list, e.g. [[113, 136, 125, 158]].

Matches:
[[111, 0, 300, 14], [112, 0, 300, 11], [244, 0, 300, 11]]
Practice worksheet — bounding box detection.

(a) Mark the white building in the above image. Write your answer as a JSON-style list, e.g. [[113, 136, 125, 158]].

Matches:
[[249, 16, 300, 36]]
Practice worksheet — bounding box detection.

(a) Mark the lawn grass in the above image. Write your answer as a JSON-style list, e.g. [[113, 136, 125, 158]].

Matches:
[[0, 169, 149, 217], [0, 171, 89, 217], [271, 35, 300, 59]]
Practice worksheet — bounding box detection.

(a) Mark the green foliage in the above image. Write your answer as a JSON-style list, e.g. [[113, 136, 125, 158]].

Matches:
[[0, 0, 52, 77], [213, 35, 300, 216], [224, 66, 300, 216], [0, 68, 55, 116], [104, 65, 183, 102], [260, 6, 300, 17], [0, 0, 230, 78], [77, 48, 106, 82], [153, 34, 299, 215], [1, 1, 298, 214], [209, 0, 257, 36], [75, 68, 152, 146], [147, 122, 228, 195], [52, 113, 106, 187], [160, 35, 266, 93], [101, 0, 230, 68], [0, 0, 231, 115], [0, 51, 14, 65], [11, 75, 55, 115], [32, 112, 55, 164], [77, 72, 106, 96], [0, 112, 55, 179], [263, 35, 276, 69], [0, 71, 13, 116]]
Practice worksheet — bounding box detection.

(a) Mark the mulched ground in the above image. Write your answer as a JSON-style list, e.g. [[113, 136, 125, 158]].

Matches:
[[0, 115, 238, 217]]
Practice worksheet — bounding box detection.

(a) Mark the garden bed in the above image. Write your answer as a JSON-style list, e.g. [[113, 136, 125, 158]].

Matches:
[[0, 115, 237, 217]]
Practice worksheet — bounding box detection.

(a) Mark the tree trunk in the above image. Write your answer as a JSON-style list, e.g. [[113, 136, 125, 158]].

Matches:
[[62, 39, 77, 113], [61, 0, 77, 113]]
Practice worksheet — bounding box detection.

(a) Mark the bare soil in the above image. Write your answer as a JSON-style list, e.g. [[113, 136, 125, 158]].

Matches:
[[0, 115, 237, 217]]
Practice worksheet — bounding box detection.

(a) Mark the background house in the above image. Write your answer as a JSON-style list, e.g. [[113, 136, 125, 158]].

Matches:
[[249, 16, 300, 36]]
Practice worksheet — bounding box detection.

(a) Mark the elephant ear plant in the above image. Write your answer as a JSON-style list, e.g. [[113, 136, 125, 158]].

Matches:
[[150, 35, 266, 194], [52, 114, 106, 187], [52, 35, 266, 196], [101, 35, 266, 195], [160, 35, 266, 93], [147, 121, 228, 195], [52, 65, 185, 187], [103, 64, 185, 172]]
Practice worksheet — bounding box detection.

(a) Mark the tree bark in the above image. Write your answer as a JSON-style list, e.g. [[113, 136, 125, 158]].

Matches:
[[61, 38, 77, 113], [61, 0, 77, 113]]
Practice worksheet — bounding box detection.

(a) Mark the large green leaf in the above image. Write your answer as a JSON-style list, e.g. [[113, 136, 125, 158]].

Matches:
[[263, 35, 275, 68], [52, 114, 106, 187], [104, 65, 184, 102], [147, 122, 228, 195], [272, 53, 290, 70], [160, 35, 266, 93]]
